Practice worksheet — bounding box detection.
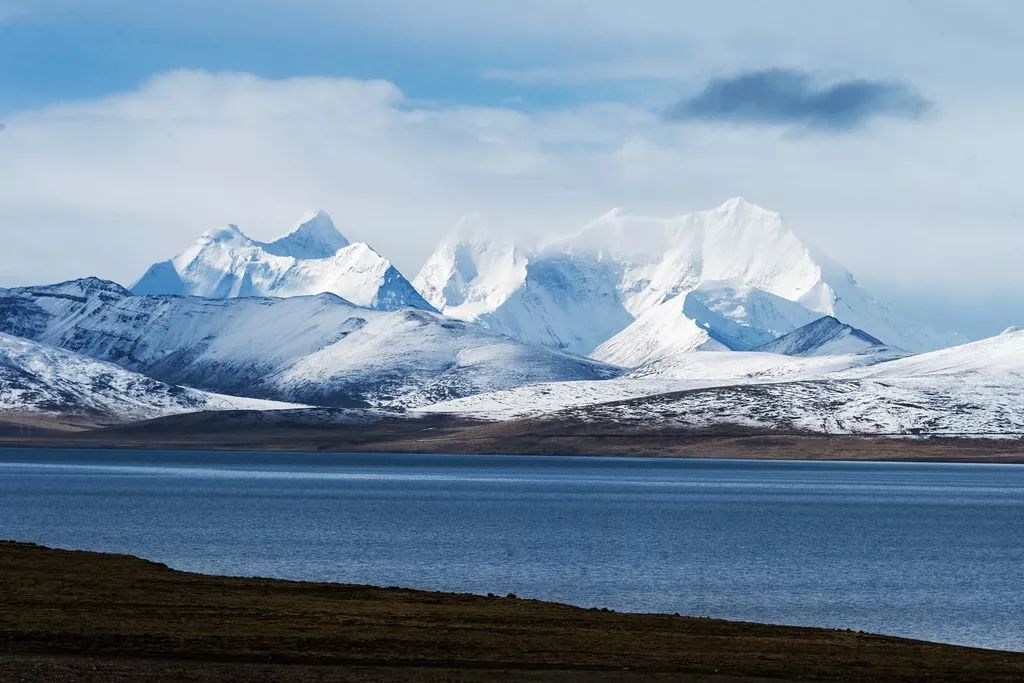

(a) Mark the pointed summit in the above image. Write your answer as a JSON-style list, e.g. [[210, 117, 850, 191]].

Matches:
[[716, 196, 761, 213], [267, 209, 349, 259], [414, 215, 527, 317], [753, 316, 892, 357], [415, 198, 958, 359], [709, 197, 784, 237], [200, 224, 250, 246], [131, 212, 431, 311]]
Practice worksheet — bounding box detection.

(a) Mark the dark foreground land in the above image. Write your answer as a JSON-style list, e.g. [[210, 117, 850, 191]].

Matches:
[[2, 542, 1024, 681], [3, 410, 1024, 463]]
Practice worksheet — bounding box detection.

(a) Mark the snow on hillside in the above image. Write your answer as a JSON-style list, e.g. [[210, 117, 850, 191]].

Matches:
[[591, 280, 822, 366], [422, 329, 1024, 437], [415, 198, 959, 361], [547, 379, 1024, 438], [132, 210, 432, 311], [843, 328, 1024, 380], [0, 279, 620, 409], [420, 350, 893, 421], [0, 332, 294, 424], [413, 215, 529, 321], [753, 316, 892, 357]]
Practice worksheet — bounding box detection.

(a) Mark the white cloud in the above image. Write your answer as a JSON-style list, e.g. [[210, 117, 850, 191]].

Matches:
[[0, 69, 1022, 337]]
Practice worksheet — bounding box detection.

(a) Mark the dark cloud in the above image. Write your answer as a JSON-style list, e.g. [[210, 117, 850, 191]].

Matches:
[[667, 68, 931, 131]]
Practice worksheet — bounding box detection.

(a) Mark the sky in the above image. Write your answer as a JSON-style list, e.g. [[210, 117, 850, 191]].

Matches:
[[1, 1, 1021, 338]]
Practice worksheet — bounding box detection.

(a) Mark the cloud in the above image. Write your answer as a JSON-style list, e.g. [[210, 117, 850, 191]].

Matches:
[[667, 68, 932, 131], [0, 69, 1021, 339]]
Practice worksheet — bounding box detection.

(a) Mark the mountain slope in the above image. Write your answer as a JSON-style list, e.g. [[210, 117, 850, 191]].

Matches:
[[421, 350, 898, 422], [413, 215, 529, 321], [132, 210, 432, 311], [591, 281, 823, 366], [540, 378, 1024, 437], [423, 330, 1024, 437], [0, 279, 619, 409], [753, 316, 894, 357], [843, 327, 1024, 380], [0, 332, 293, 425], [415, 198, 958, 362]]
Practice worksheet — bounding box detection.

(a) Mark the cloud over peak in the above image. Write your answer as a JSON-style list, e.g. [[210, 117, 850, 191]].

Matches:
[[668, 68, 931, 131]]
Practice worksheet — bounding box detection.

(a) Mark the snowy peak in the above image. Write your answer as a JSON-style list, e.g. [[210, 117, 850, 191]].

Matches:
[[28, 277, 133, 300], [308, 242, 434, 311], [753, 316, 891, 357], [0, 281, 619, 410], [199, 223, 251, 247], [413, 215, 528, 319], [131, 212, 431, 311], [717, 195, 758, 213], [413, 199, 960, 359], [591, 282, 822, 367], [265, 209, 350, 259]]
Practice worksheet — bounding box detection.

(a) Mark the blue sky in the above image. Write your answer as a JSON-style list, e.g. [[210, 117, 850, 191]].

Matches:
[[1, 1, 1022, 337]]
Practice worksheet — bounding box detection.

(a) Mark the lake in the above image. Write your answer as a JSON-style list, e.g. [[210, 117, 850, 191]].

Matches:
[[1, 448, 1022, 651]]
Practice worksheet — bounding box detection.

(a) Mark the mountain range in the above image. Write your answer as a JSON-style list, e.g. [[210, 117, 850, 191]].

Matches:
[[415, 198, 957, 363], [0, 278, 616, 411], [132, 210, 432, 311], [1, 198, 1019, 439], [0, 331, 294, 428]]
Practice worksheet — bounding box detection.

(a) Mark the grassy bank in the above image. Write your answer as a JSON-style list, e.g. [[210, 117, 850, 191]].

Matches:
[[1, 541, 1023, 680]]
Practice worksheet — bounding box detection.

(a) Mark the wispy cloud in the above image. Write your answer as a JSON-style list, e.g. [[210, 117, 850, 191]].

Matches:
[[1, 69, 1021, 339], [667, 68, 932, 131]]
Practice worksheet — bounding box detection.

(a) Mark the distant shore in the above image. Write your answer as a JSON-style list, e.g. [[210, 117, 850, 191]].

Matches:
[[2, 541, 1023, 681], [2, 410, 1024, 463]]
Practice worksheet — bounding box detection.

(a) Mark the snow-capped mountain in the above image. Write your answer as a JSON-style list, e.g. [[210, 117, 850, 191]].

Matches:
[[132, 210, 433, 311], [413, 215, 529, 321], [0, 278, 619, 409], [753, 316, 894, 357], [0, 332, 294, 426], [415, 198, 958, 363], [591, 280, 823, 366]]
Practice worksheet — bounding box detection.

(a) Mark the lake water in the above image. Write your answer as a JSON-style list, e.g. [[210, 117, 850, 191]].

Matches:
[[1, 448, 1022, 651]]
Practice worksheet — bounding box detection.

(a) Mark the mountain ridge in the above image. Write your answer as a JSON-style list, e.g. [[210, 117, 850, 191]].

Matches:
[[132, 211, 432, 311], [0, 331, 295, 425], [0, 278, 620, 409], [414, 198, 960, 363], [753, 316, 893, 357]]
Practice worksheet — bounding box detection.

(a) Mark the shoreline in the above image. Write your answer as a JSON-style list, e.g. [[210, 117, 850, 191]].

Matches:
[[2, 541, 1024, 680], [3, 442, 1024, 467], [2, 413, 1023, 464]]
